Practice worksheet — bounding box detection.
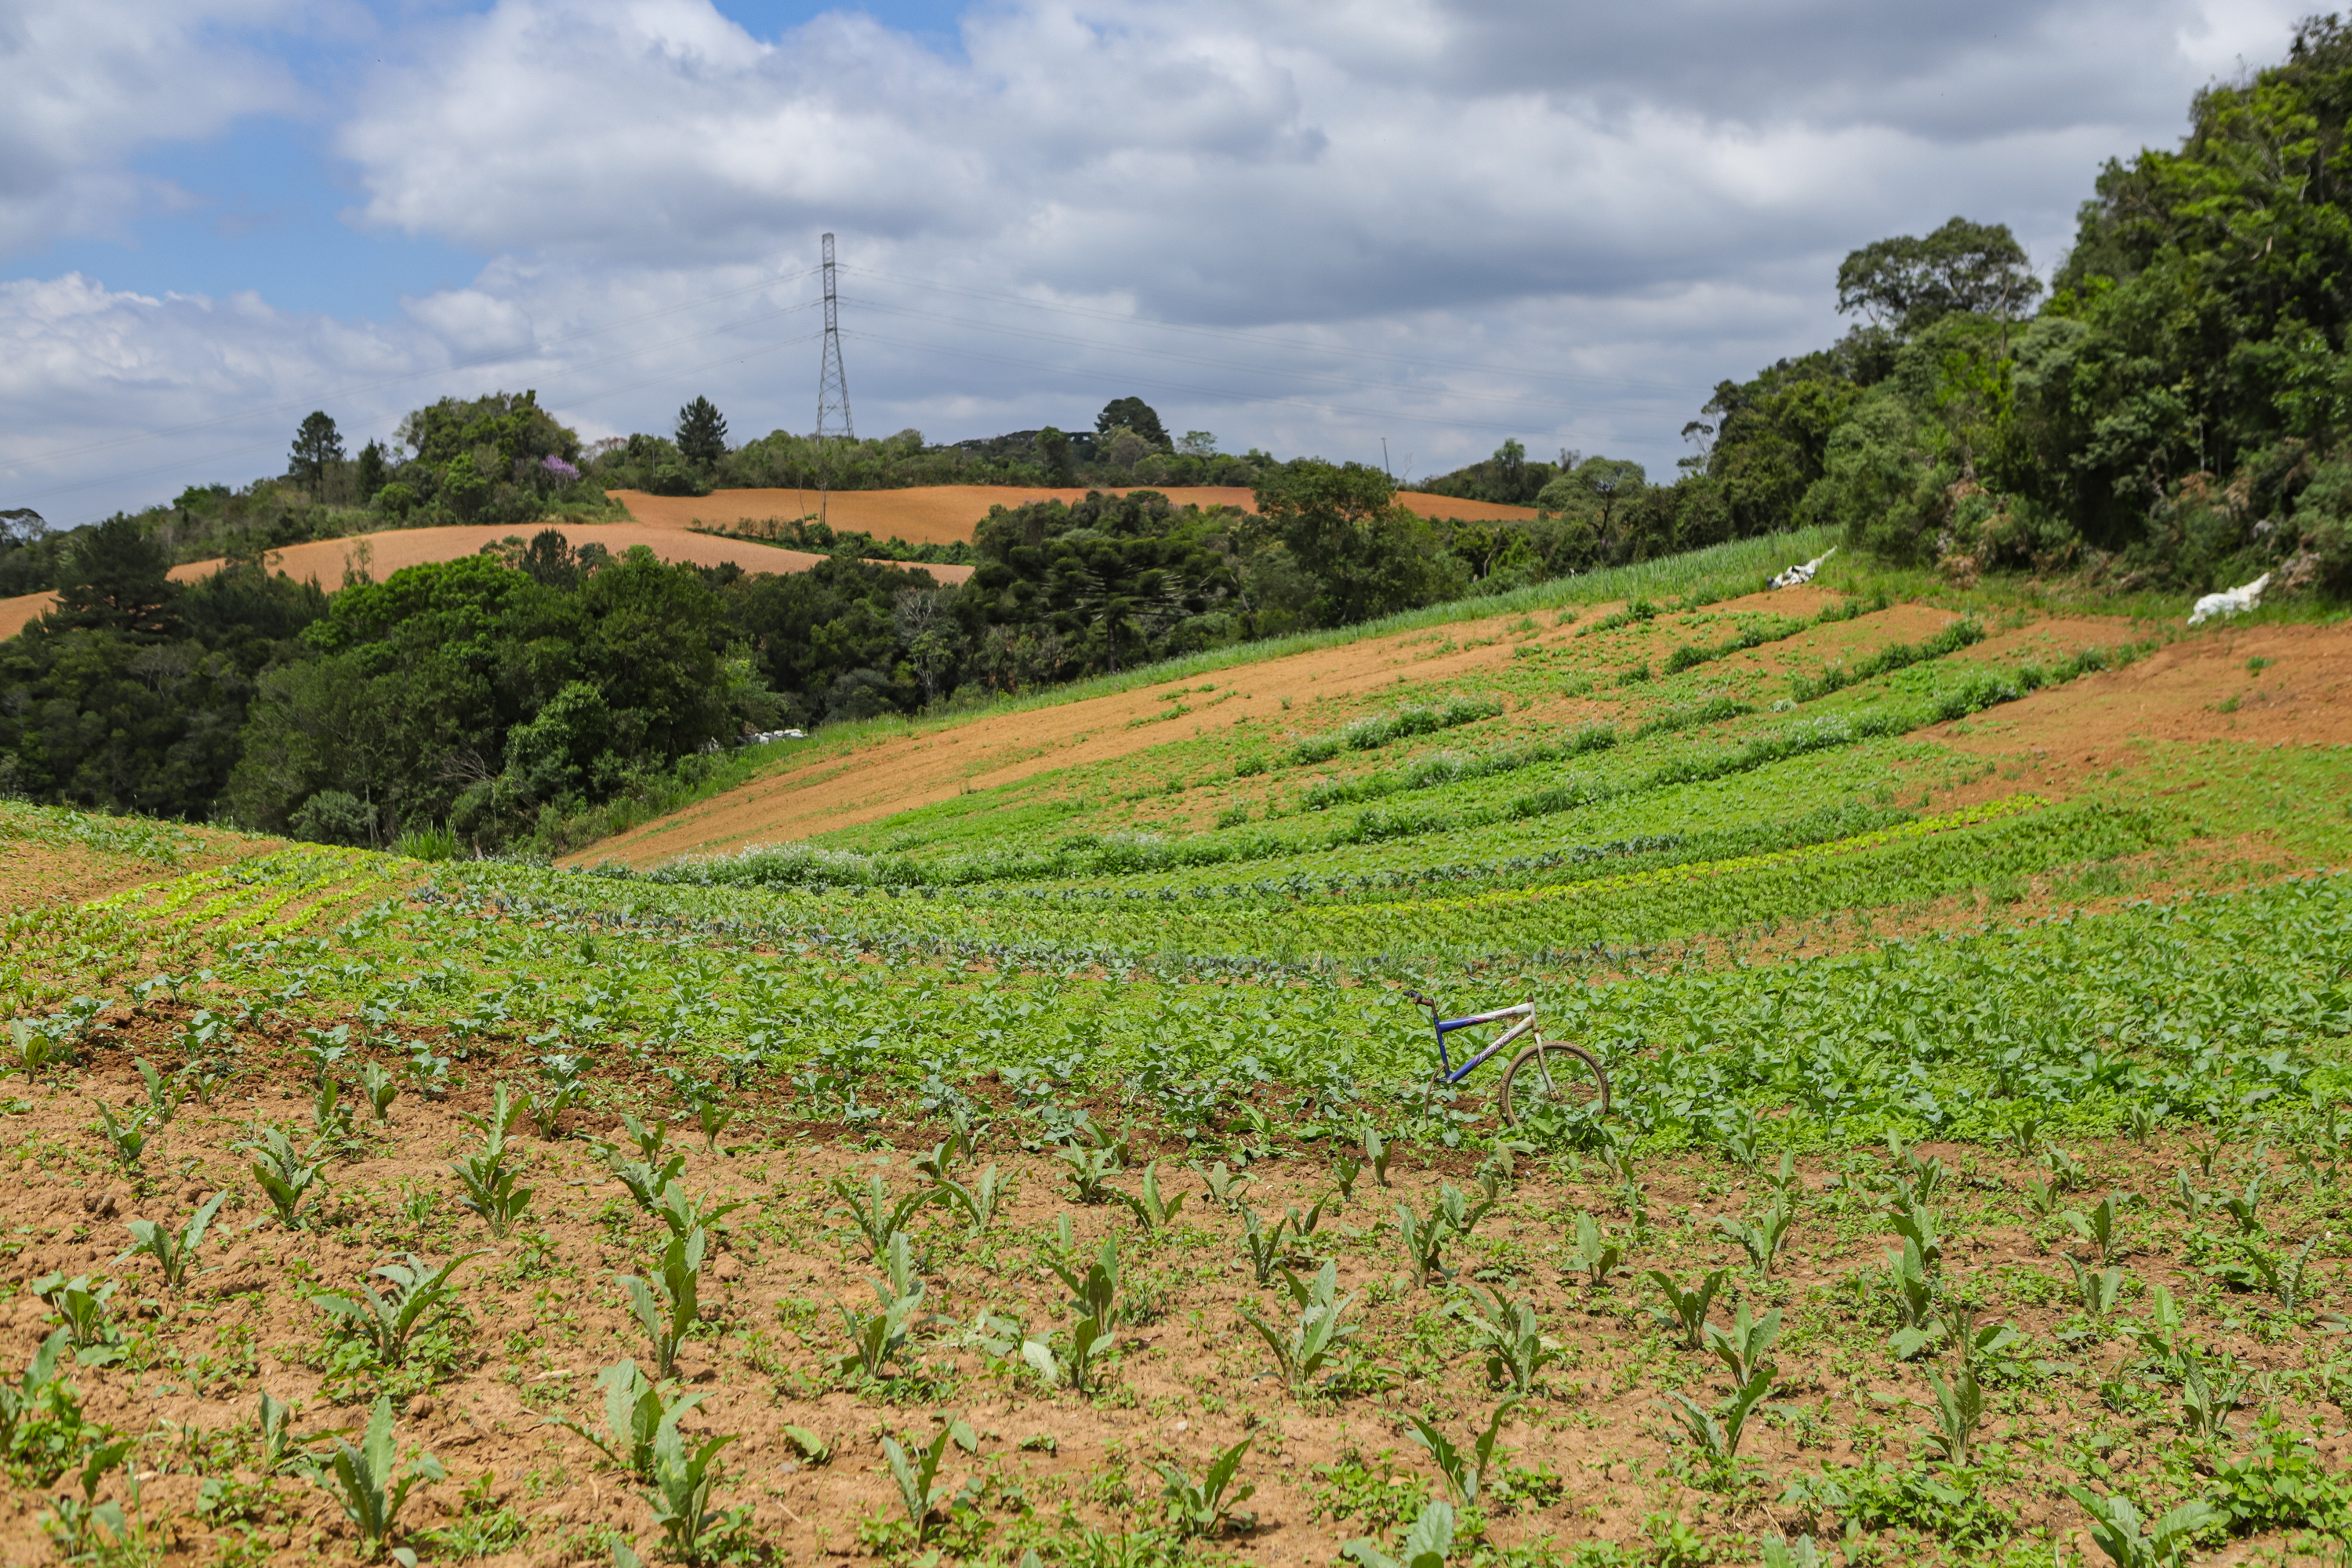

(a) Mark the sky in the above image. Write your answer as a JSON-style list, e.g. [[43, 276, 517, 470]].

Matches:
[[0, 0, 2306, 526]]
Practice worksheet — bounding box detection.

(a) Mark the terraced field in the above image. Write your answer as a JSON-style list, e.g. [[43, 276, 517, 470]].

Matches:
[[3, 537, 2350, 1568]]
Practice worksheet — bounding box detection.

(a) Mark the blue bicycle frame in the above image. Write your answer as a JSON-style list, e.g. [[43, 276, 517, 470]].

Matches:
[[1407, 990, 1538, 1083]]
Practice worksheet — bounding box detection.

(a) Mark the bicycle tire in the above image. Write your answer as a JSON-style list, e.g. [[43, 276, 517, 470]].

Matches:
[[1497, 1037, 1610, 1126]]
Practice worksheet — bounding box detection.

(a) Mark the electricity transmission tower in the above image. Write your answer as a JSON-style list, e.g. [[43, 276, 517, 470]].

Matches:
[[816, 233, 853, 442], [813, 232, 853, 528]]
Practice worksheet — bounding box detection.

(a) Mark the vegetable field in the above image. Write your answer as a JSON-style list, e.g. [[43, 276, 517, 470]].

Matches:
[[4, 551, 2352, 1568]]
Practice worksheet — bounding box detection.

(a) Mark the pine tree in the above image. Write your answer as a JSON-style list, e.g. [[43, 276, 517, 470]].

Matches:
[[289, 411, 345, 489], [676, 397, 729, 468]]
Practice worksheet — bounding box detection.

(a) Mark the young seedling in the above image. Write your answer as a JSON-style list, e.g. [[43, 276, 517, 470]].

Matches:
[[1043, 1231, 1122, 1327], [1646, 1269, 1727, 1350], [1716, 1196, 1796, 1278], [829, 1172, 938, 1261], [321, 1396, 444, 1560], [1888, 1201, 1942, 1272], [1120, 1162, 1188, 1232], [1920, 1360, 1984, 1468], [930, 1163, 1008, 1234], [650, 1182, 744, 1245], [297, 1025, 353, 1086], [1396, 1196, 1454, 1290], [1719, 1106, 1763, 1171], [1341, 1500, 1454, 1568], [1665, 1365, 1773, 1469], [1156, 1436, 1257, 1538], [546, 1359, 709, 1479], [881, 1426, 954, 1543], [1453, 1282, 1556, 1394], [642, 1425, 739, 1564], [2215, 1171, 2267, 1236], [1363, 1129, 1393, 1188], [2062, 1489, 2220, 1568], [693, 1095, 736, 1155], [8, 1017, 59, 1083], [2239, 1234, 2324, 1313], [1287, 1192, 1337, 1240], [1055, 1136, 1127, 1204], [0, 1329, 71, 1450], [836, 1286, 924, 1382], [1196, 1160, 1254, 1209], [607, 1152, 689, 1217], [1888, 1238, 1936, 1336], [2057, 1254, 2122, 1319], [312, 1251, 487, 1367], [1333, 1155, 1363, 1200], [1236, 1260, 1359, 1396], [450, 1142, 535, 1240], [460, 1084, 527, 1144], [1237, 1203, 1292, 1285], [355, 1063, 400, 1124], [1022, 1316, 1115, 1392], [1570, 1211, 1624, 1287], [33, 1272, 118, 1353], [312, 1075, 358, 1141], [245, 1128, 326, 1228], [620, 1229, 706, 1379], [2180, 1352, 2246, 1438], [131, 1058, 180, 1123], [256, 1391, 314, 1476], [2064, 1192, 2132, 1264], [1404, 1401, 1514, 1509], [1704, 1301, 1780, 1388], [92, 1102, 154, 1173], [118, 1190, 228, 1290]]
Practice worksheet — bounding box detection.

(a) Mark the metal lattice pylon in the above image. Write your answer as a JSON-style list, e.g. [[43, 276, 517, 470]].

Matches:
[[815, 232, 854, 441]]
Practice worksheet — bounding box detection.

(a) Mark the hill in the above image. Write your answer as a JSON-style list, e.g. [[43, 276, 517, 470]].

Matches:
[[1, 532, 2348, 1564]]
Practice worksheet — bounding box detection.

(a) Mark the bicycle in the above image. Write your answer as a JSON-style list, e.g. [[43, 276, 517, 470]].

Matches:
[[1403, 989, 1610, 1127]]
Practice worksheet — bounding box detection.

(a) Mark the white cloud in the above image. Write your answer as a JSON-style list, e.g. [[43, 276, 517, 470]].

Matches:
[[0, 0, 311, 252], [0, 0, 2310, 521]]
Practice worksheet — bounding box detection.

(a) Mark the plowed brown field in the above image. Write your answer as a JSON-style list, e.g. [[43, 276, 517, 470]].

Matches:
[[0, 522, 969, 641], [608, 485, 1541, 543]]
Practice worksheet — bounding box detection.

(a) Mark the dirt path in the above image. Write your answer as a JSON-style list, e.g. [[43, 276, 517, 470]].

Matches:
[[609, 485, 1540, 543]]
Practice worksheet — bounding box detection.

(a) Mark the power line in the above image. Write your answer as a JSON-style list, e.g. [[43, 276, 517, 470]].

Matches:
[[816, 233, 854, 441]]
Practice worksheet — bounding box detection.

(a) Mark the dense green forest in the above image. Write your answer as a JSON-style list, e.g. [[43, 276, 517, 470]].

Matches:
[[3, 23, 2348, 851]]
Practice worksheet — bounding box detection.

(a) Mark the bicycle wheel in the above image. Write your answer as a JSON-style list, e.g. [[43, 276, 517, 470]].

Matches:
[[1497, 1036, 1610, 1126]]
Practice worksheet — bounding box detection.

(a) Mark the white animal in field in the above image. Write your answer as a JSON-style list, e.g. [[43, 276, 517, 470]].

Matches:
[[2187, 572, 2270, 626], [1770, 547, 1835, 590]]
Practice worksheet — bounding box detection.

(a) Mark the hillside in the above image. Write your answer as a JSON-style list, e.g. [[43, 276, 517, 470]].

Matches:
[[2, 532, 2349, 1564]]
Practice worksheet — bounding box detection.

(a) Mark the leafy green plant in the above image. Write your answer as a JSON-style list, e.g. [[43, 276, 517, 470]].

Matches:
[[118, 1189, 228, 1290], [1706, 1301, 1780, 1388], [1887, 1239, 1937, 1355], [1761, 1535, 1824, 1568], [1236, 1259, 1360, 1396], [1454, 1282, 1557, 1393], [693, 1095, 736, 1154], [1238, 1203, 1292, 1285], [1196, 1160, 1254, 1208], [92, 1101, 154, 1172], [546, 1359, 708, 1479], [2064, 1192, 2132, 1264], [450, 1142, 535, 1240], [620, 1229, 705, 1379], [1157, 1436, 1256, 1538], [2216, 1170, 2267, 1236], [931, 1162, 1008, 1233], [1396, 1196, 1454, 1290], [1405, 1401, 1513, 1509], [8, 1016, 60, 1083], [642, 1423, 740, 1564], [245, 1127, 326, 1229], [1056, 1136, 1129, 1204], [881, 1425, 954, 1543], [0, 1328, 73, 1457], [2181, 1354, 2246, 1439], [313, 1075, 356, 1140], [2239, 1234, 2324, 1312], [1717, 1196, 1796, 1278], [1571, 1210, 1624, 1287], [1342, 1499, 1454, 1568], [1647, 1268, 1726, 1350], [320, 1395, 445, 1559], [2067, 1257, 2127, 1318], [460, 1083, 527, 1143], [2169, 1170, 2212, 1224], [42, 1436, 144, 1560], [1888, 1201, 1942, 1272], [32, 1272, 118, 1355], [1120, 1162, 1188, 1231], [312, 1252, 486, 1367], [132, 1057, 180, 1123], [837, 1240, 926, 1383], [1920, 1361, 1984, 1468], [1666, 1365, 1774, 1470], [829, 1172, 938, 1261], [360, 1063, 401, 1123], [2061, 1489, 2220, 1568], [607, 1152, 688, 1216], [1022, 1316, 1115, 1392]]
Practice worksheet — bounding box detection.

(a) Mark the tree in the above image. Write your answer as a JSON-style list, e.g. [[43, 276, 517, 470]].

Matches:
[[46, 516, 179, 639], [1096, 397, 1170, 450], [1, 507, 44, 545], [354, 441, 388, 503], [1251, 460, 1436, 624], [676, 397, 729, 468], [1036, 427, 1073, 482], [289, 412, 346, 490], [1836, 218, 2042, 336]]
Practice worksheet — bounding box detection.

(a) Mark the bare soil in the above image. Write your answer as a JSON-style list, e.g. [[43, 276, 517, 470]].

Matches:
[[607, 488, 1541, 546], [2, 1007, 2343, 1566]]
